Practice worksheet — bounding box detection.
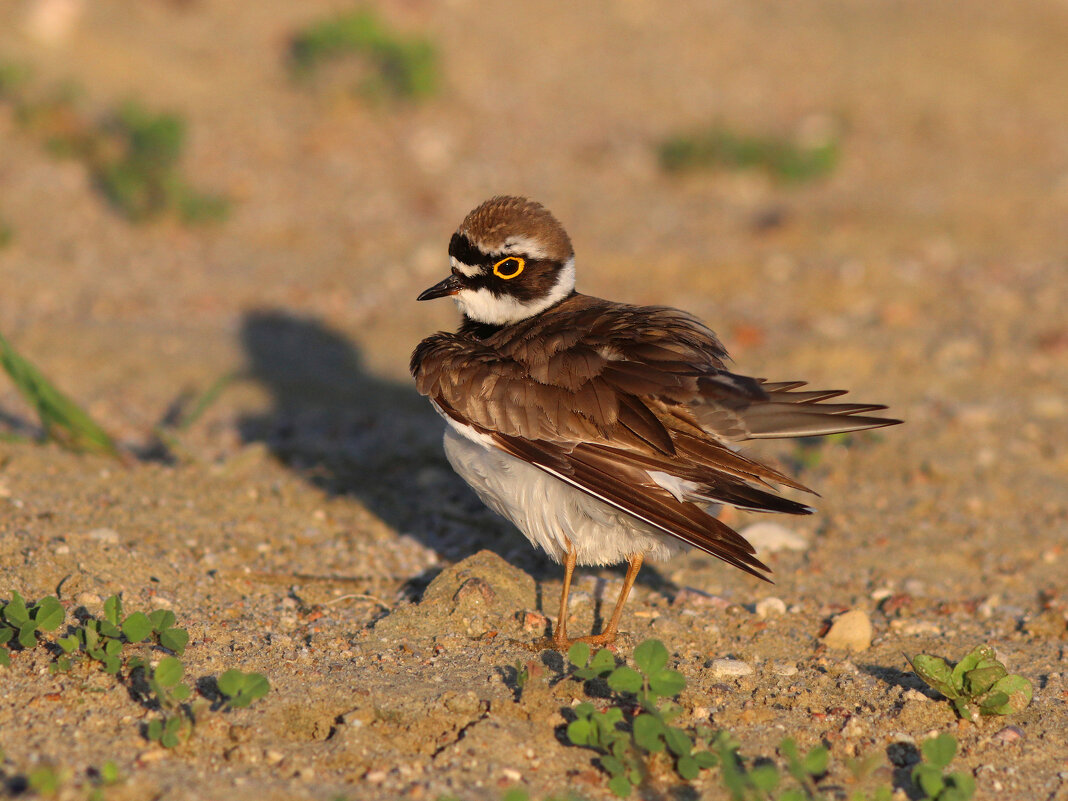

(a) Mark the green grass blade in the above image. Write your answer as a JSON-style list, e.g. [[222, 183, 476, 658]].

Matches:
[[0, 331, 117, 455]]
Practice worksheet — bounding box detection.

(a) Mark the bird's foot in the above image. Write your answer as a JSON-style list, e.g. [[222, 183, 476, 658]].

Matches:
[[570, 631, 618, 647], [535, 628, 618, 652]]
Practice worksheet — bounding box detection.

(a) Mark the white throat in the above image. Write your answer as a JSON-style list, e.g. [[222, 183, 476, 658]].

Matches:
[[454, 256, 575, 325]]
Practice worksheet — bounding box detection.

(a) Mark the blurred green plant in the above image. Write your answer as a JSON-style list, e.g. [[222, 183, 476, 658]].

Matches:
[[95, 102, 230, 223], [289, 10, 439, 100], [218, 668, 271, 709], [912, 734, 975, 801], [152, 370, 241, 461], [0, 63, 228, 223], [0, 60, 32, 97], [6, 759, 119, 801], [27, 765, 68, 797], [0, 218, 13, 249], [659, 125, 838, 183], [0, 330, 118, 456], [907, 644, 1033, 722]]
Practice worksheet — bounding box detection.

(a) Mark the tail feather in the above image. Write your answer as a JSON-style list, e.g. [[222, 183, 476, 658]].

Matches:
[[732, 381, 902, 439]]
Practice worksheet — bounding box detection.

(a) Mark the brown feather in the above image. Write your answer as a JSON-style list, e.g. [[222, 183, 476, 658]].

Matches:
[[412, 292, 901, 578]]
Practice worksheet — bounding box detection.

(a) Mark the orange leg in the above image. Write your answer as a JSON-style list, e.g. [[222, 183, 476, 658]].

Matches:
[[575, 553, 644, 646], [550, 540, 578, 651]]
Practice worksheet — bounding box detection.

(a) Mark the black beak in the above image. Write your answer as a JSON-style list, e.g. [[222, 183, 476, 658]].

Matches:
[[417, 275, 461, 301]]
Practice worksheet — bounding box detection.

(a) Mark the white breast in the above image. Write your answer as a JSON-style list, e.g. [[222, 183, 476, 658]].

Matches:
[[439, 421, 685, 567]]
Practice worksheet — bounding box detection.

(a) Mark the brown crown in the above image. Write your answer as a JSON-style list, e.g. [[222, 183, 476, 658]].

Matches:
[[457, 196, 574, 262]]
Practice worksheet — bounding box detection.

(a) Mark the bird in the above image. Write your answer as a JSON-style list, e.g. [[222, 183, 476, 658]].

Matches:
[[411, 196, 900, 650]]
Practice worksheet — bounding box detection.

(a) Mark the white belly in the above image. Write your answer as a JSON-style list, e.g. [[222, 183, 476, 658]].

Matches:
[[442, 426, 685, 566]]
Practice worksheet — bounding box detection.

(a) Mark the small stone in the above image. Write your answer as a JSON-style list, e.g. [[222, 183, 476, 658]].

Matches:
[[500, 768, 522, 782], [53, 544, 70, 555], [755, 597, 787, 618], [225, 745, 258, 763], [710, 658, 754, 678], [823, 609, 873, 652], [75, 592, 102, 607], [889, 620, 941, 636], [772, 661, 799, 676], [902, 579, 926, 596], [992, 726, 1024, 745], [340, 707, 371, 727], [740, 522, 808, 553], [841, 716, 867, 739], [519, 610, 548, 634], [264, 750, 284, 765], [136, 749, 167, 764], [902, 689, 930, 703], [364, 770, 386, 784], [86, 527, 119, 544]]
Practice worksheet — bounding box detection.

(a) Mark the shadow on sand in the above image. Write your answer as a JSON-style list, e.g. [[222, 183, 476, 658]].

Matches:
[[235, 309, 547, 578], [235, 309, 677, 601]]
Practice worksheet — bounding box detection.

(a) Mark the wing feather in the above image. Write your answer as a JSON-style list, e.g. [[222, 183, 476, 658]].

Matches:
[[411, 293, 902, 580]]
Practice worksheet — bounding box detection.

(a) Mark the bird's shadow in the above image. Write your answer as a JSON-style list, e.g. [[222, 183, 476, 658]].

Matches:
[[235, 310, 674, 597]]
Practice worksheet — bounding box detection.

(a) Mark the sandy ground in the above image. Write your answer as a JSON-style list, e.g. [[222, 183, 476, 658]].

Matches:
[[1, 1, 1067, 799]]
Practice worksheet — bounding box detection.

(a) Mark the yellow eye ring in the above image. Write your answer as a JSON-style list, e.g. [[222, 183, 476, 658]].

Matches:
[[492, 256, 525, 280]]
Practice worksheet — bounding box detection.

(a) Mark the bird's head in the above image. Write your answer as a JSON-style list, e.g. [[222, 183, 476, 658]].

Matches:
[[417, 196, 576, 326]]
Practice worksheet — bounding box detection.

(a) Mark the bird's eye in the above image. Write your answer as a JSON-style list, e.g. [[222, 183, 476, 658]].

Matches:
[[492, 256, 525, 280]]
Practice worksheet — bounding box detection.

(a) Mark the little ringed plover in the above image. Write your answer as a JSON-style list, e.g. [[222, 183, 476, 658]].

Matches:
[[411, 196, 900, 650]]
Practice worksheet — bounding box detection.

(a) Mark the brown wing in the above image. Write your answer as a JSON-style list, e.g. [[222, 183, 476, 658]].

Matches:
[[490, 428, 773, 580], [411, 294, 900, 573]]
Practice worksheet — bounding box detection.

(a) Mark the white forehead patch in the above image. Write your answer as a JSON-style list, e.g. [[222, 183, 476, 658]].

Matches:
[[498, 235, 550, 260], [450, 256, 483, 277]]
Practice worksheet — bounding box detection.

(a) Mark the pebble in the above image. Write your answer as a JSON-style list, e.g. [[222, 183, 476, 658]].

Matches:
[[519, 610, 547, 633], [840, 716, 867, 739], [364, 770, 386, 784], [137, 749, 168, 764], [823, 609, 873, 652], [755, 597, 787, 618], [740, 522, 808, 553], [453, 577, 496, 605], [710, 658, 754, 678], [978, 595, 999, 618], [992, 726, 1024, 745], [264, 750, 284, 765], [902, 689, 930, 703], [772, 661, 799, 676], [75, 592, 102, 607], [87, 527, 120, 544], [889, 620, 941, 636], [902, 579, 926, 596]]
